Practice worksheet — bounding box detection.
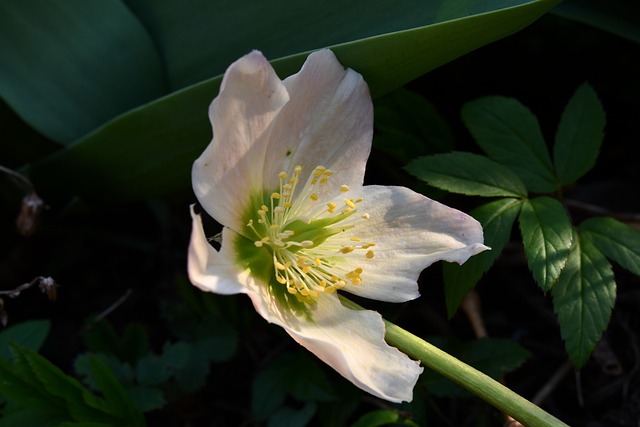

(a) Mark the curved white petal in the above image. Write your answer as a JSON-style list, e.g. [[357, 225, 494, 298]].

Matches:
[[336, 186, 489, 303], [245, 287, 422, 403], [188, 206, 249, 295], [192, 50, 289, 232], [262, 49, 373, 197]]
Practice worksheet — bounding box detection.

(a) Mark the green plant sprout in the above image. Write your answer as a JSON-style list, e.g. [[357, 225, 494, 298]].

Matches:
[[407, 83, 640, 369]]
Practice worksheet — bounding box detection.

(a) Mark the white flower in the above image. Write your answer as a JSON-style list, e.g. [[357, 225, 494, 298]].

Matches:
[[188, 49, 488, 403]]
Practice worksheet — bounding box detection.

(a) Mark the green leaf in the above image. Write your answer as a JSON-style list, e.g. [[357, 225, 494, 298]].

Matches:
[[518, 197, 573, 291], [552, 229, 616, 369], [553, 83, 605, 185], [252, 363, 288, 421], [406, 152, 528, 197], [580, 217, 640, 276], [126, 387, 166, 413], [444, 198, 523, 317], [267, 403, 317, 427], [88, 356, 145, 425], [0, 319, 50, 361], [350, 409, 406, 427], [462, 96, 557, 193], [23, 0, 560, 203], [374, 88, 454, 161], [0, 0, 166, 144]]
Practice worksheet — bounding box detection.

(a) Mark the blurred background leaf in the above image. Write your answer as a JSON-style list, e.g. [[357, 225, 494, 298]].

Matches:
[[0, 0, 559, 204]]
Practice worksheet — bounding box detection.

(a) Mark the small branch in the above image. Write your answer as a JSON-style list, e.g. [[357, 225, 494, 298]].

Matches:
[[0, 276, 59, 326], [565, 198, 640, 224]]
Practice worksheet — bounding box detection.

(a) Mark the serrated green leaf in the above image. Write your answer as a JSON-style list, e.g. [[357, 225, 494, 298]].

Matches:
[[444, 198, 522, 317], [552, 229, 616, 369], [0, 0, 165, 144], [126, 386, 165, 413], [553, 83, 605, 185], [0, 319, 50, 361], [462, 96, 557, 193], [519, 197, 573, 291], [406, 152, 528, 197], [22, 0, 560, 203], [580, 217, 640, 276], [88, 356, 145, 426]]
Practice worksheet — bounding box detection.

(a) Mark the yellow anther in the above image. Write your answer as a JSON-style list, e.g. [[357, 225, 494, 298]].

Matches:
[[270, 224, 281, 230], [283, 202, 292, 208], [277, 276, 287, 284], [275, 261, 286, 270], [301, 240, 314, 247], [261, 237, 270, 242], [366, 250, 375, 258], [289, 177, 299, 185], [300, 288, 310, 296], [310, 193, 319, 201], [340, 246, 355, 254], [314, 258, 322, 266], [247, 219, 253, 227], [324, 286, 337, 294], [261, 205, 269, 212], [327, 202, 337, 213], [279, 171, 287, 180], [362, 213, 370, 220], [287, 286, 297, 294], [313, 166, 326, 177], [294, 165, 302, 174], [324, 169, 334, 177], [254, 241, 263, 247], [340, 185, 350, 192], [350, 237, 361, 242], [355, 198, 363, 203], [301, 266, 311, 274], [352, 278, 362, 285], [344, 199, 356, 209], [354, 268, 363, 274], [271, 192, 281, 199]]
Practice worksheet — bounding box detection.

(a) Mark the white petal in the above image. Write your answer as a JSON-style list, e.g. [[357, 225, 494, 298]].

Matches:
[[246, 287, 422, 402], [188, 206, 248, 295], [192, 50, 289, 232], [338, 186, 489, 303], [262, 49, 373, 196]]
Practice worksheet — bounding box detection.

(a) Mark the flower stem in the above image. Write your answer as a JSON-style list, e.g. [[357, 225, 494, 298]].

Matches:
[[339, 296, 568, 427], [384, 320, 569, 427]]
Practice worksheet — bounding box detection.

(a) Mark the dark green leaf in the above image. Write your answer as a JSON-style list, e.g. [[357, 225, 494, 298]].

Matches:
[[462, 96, 557, 193], [406, 152, 528, 197], [374, 88, 454, 161], [518, 197, 573, 291], [120, 324, 150, 363], [252, 363, 288, 421], [88, 355, 145, 425], [267, 403, 317, 427], [580, 217, 640, 276], [552, 229, 616, 369], [0, 319, 50, 361], [444, 198, 523, 317], [126, 387, 166, 413], [0, 0, 165, 144], [25, 0, 560, 203], [553, 83, 605, 185], [350, 409, 403, 427]]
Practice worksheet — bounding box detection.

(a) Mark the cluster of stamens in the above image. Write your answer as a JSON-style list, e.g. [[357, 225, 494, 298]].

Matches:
[[246, 165, 375, 302]]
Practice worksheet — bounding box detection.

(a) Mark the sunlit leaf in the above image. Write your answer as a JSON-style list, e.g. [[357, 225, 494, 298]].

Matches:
[[553, 83, 605, 185], [462, 96, 557, 193], [580, 216, 640, 276], [518, 197, 573, 291], [444, 198, 522, 317], [552, 229, 616, 369], [406, 152, 528, 198]]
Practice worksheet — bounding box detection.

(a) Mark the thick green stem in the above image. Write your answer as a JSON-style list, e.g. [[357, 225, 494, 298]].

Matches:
[[340, 297, 569, 427]]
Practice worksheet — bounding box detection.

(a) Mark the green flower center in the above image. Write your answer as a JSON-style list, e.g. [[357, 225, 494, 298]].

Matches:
[[244, 165, 375, 303]]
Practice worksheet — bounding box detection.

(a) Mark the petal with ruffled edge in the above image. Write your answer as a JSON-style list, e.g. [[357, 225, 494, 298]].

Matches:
[[188, 206, 250, 295], [192, 51, 289, 233], [262, 50, 373, 197], [333, 186, 489, 303], [244, 283, 422, 403]]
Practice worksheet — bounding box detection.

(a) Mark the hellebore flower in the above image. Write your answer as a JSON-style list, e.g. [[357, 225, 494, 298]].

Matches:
[[188, 49, 488, 403]]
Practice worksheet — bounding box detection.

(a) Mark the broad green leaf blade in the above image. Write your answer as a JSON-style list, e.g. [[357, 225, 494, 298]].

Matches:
[[0, 319, 50, 361], [406, 152, 528, 197], [552, 229, 616, 369], [462, 96, 557, 193], [0, 0, 166, 144], [25, 0, 560, 203], [553, 83, 605, 185], [351, 409, 406, 427], [580, 217, 640, 275], [444, 198, 522, 317], [518, 197, 573, 291]]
